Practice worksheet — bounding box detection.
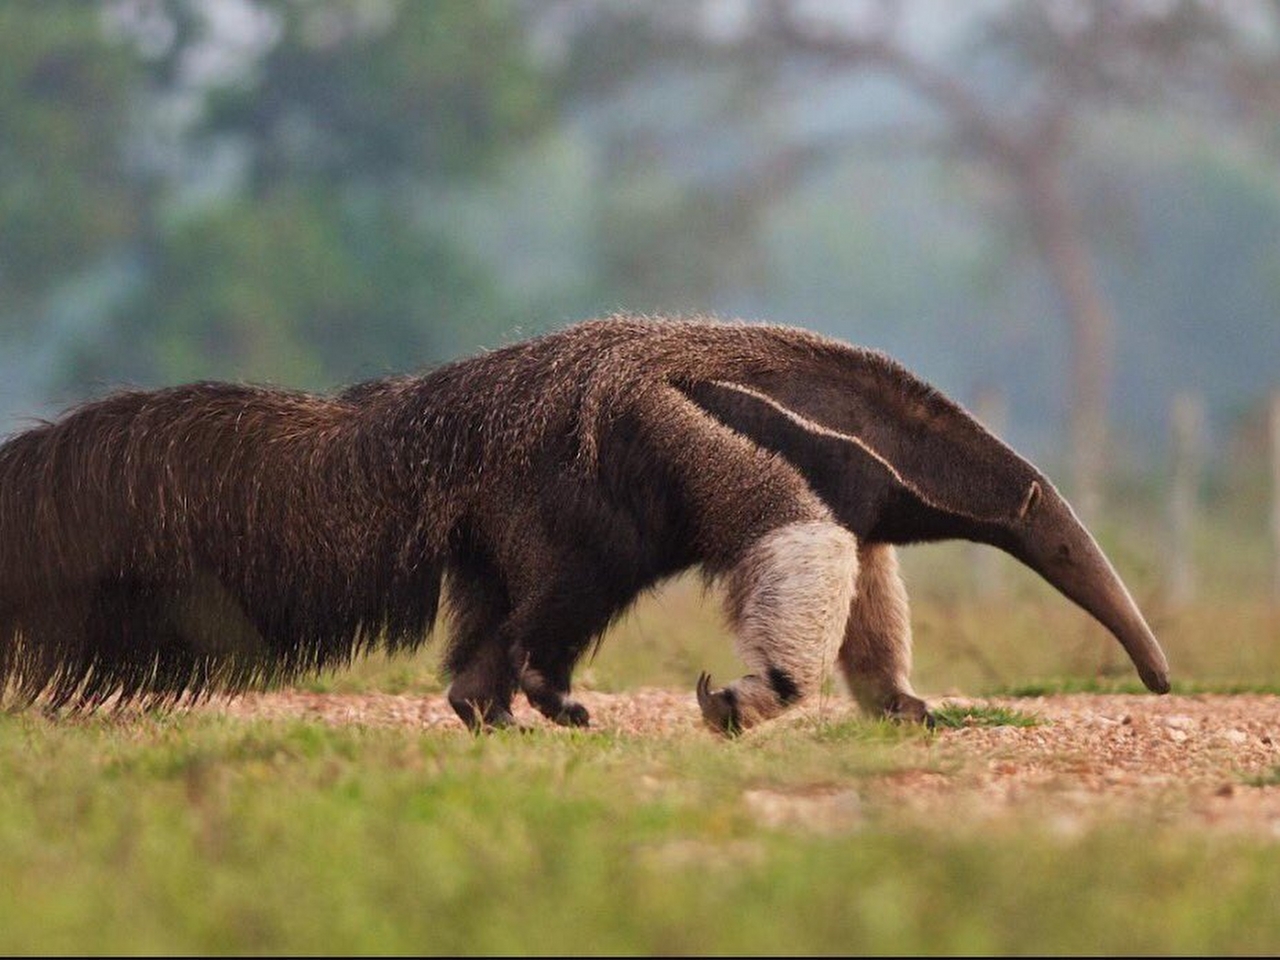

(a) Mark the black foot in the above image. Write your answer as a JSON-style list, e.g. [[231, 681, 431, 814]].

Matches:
[[884, 693, 935, 730], [449, 697, 519, 734], [696, 672, 741, 737], [553, 701, 591, 728], [522, 686, 591, 728]]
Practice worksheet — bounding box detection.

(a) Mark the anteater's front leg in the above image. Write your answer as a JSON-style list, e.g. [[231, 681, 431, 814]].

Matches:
[[626, 384, 861, 736], [697, 519, 859, 735], [836, 543, 932, 726]]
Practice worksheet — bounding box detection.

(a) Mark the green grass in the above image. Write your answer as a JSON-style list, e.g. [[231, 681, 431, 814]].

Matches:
[[1242, 767, 1280, 787], [992, 677, 1280, 698], [930, 703, 1044, 729], [2, 712, 1280, 955]]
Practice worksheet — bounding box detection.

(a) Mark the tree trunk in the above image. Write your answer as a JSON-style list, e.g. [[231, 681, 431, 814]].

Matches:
[[1271, 390, 1280, 607], [1022, 158, 1115, 521]]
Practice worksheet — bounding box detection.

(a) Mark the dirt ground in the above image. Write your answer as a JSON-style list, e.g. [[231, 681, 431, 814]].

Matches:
[[208, 689, 1280, 835]]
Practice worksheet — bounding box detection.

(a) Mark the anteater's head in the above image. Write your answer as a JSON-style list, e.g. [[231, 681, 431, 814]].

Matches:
[[995, 478, 1171, 694]]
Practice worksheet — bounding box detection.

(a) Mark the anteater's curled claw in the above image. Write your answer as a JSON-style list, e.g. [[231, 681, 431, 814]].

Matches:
[[696, 671, 741, 737]]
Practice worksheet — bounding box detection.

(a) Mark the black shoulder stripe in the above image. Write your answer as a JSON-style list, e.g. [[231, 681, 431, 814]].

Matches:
[[681, 379, 994, 525]]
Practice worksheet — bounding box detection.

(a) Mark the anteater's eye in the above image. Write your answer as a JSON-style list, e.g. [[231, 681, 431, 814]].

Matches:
[[1056, 543, 1072, 562]]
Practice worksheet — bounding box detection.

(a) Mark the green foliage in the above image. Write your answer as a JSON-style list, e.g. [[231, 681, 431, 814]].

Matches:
[[34, 0, 553, 391], [93, 190, 497, 386], [930, 704, 1044, 729], [161, 0, 547, 386], [2, 712, 1279, 954], [1242, 767, 1280, 787], [205, 0, 547, 185], [0, 2, 143, 322]]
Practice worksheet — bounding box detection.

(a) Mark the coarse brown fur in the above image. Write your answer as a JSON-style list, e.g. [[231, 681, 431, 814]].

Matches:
[[0, 316, 1168, 730]]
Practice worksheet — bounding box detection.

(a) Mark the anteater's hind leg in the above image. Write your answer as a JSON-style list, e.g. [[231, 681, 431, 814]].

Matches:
[[520, 665, 590, 728], [514, 611, 596, 729], [836, 544, 932, 726], [449, 584, 609, 730], [512, 578, 620, 728], [443, 568, 518, 732]]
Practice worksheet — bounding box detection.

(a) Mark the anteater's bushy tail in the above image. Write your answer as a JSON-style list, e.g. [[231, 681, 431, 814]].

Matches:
[[0, 383, 443, 709]]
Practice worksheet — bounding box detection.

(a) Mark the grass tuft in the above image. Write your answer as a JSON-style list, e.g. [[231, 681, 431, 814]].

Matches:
[[931, 703, 1044, 729], [1242, 767, 1280, 788]]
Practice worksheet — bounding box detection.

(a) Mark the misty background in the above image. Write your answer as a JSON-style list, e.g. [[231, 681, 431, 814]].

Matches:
[[1, 0, 1278, 537]]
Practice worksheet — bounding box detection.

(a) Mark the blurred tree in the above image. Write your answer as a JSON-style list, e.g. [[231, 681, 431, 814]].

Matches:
[[92, 192, 497, 386], [550, 0, 1261, 515], [82, 0, 551, 389], [0, 2, 145, 331], [205, 0, 544, 188], [755, 1, 1189, 518]]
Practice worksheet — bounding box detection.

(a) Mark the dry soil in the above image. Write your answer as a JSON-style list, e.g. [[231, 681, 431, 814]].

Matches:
[[205, 688, 1280, 835]]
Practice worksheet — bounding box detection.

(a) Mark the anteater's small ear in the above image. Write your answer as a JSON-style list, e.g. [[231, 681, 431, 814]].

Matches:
[[1017, 481, 1042, 521]]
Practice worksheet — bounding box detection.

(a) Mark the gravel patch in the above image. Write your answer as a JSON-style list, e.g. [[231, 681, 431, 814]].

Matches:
[[202, 689, 1280, 834]]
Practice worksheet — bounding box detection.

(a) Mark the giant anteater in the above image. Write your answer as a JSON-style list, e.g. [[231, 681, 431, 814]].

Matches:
[[0, 317, 1169, 733]]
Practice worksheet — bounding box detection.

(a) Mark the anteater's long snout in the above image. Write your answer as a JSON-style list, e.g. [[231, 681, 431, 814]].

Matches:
[[1079, 565, 1171, 694], [1014, 487, 1171, 694]]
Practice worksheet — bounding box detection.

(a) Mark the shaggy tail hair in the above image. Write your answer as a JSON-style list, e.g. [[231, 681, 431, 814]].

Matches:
[[0, 382, 443, 708]]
